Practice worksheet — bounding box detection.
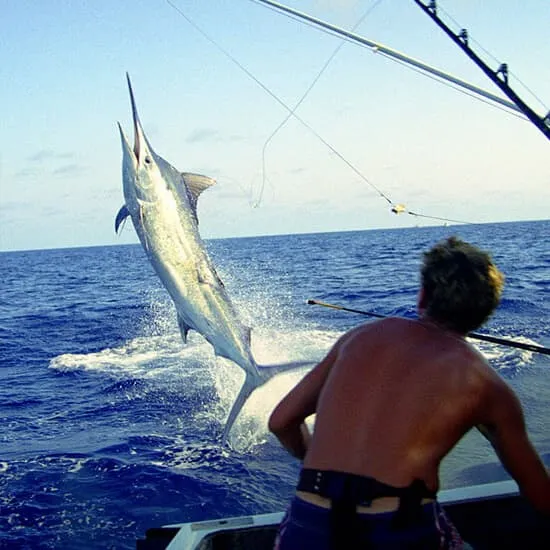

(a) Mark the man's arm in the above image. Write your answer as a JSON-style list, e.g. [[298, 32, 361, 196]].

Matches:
[[268, 337, 343, 460], [477, 376, 550, 515]]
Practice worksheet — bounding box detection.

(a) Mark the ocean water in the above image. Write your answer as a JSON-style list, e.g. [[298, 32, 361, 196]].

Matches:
[[1, 220, 549, 549]]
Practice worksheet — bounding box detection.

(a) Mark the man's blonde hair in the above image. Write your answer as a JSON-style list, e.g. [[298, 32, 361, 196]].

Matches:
[[421, 237, 504, 334]]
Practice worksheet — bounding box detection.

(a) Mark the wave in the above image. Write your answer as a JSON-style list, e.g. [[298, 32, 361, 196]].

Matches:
[[470, 334, 543, 375], [47, 326, 337, 447]]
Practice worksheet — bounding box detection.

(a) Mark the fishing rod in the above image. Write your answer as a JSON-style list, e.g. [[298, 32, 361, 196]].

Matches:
[[413, 0, 550, 142], [252, 0, 523, 116], [307, 299, 550, 356]]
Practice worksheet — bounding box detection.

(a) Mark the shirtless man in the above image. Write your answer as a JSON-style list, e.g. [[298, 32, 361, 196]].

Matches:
[[269, 237, 550, 549]]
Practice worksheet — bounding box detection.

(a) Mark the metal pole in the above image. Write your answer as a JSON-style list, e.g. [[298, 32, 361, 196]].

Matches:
[[253, 0, 522, 114], [413, 0, 550, 142], [307, 299, 550, 356]]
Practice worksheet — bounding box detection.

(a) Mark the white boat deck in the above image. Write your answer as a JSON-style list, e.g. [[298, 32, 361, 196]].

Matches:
[[162, 479, 521, 550]]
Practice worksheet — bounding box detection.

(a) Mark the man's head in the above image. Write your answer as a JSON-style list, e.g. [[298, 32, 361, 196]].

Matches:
[[419, 236, 504, 334]]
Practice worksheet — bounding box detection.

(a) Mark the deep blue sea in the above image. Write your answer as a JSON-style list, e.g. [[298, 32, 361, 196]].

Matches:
[[1, 220, 549, 549]]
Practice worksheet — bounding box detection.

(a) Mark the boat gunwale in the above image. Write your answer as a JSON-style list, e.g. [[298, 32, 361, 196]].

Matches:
[[159, 479, 521, 550]]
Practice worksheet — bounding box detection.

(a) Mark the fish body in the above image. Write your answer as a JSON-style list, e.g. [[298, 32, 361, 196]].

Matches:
[[116, 75, 308, 442]]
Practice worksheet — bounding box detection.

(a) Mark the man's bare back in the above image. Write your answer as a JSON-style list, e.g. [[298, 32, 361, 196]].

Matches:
[[304, 317, 494, 492]]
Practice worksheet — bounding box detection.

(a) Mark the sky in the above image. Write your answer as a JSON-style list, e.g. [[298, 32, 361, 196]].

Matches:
[[1, 0, 549, 251]]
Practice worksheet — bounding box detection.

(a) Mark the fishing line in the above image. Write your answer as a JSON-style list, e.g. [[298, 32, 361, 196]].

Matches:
[[405, 210, 472, 225], [164, 0, 392, 205], [307, 299, 550, 356], [254, 0, 386, 208], [380, 53, 527, 124], [164, 0, 473, 226]]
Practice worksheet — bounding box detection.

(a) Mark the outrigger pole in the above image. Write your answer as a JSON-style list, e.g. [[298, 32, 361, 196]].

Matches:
[[252, 0, 522, 115], [413, 0, 550, 142], [307, 299, 550, 356]]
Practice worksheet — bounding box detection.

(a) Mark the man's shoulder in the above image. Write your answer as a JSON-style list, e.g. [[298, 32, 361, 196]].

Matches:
[[362, 316, 414, 330], [345, 317, 411, 338], [459, 351, 513, 413], [340, 318, 419, 354]]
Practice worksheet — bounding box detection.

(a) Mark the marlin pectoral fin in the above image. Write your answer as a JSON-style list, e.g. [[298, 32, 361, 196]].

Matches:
[[177, 314, 192, 344], [181, 172, 216, 223], [115, 205, 130, 234], [244, 327, 252, 350], [197, 258, 225, 288]]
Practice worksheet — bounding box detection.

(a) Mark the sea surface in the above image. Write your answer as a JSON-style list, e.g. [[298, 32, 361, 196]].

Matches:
[[1, 220, 549, 549]]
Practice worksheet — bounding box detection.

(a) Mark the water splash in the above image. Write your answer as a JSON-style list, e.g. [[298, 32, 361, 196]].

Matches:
[[469, 334, 538, 375], [48, 304, 340, 449]]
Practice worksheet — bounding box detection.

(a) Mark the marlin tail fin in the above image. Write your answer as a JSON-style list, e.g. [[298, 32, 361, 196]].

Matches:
[[221, 360, 315, 444]]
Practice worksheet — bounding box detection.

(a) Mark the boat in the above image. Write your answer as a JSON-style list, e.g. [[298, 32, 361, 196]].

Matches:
[[135, 2, 549, 548], [137, 479, 550, 549]]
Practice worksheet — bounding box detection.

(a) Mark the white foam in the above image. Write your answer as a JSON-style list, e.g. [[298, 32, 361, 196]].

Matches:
[[212, 328, 339, 450], [48, 332, 215, 378], [67, 458, 88, 473], [468, 334, 538, 370]]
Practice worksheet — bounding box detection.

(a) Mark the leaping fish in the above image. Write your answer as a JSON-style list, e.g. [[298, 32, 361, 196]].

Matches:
[[116, 74, 311, 443]]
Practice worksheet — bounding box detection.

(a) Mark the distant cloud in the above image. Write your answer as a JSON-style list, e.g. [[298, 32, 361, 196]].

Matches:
[[0, 200, 27, 213], [200, 167, 221, 178], [186, 129, 246, 144], [102, 188, 124, 200], [211, 187, 249, 201], [13, 163, 87, 179], [226, 134, 247, 143], [14, 149, 82, 179], [52, 164, 85, 177], [28, 150, 75, 164], [14, 167, 40, 179], [39, 205, 66, 217], [186, 128, 219, 143]]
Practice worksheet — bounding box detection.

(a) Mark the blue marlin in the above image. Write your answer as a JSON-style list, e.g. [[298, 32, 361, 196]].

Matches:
[[116, 75, 311, 443]]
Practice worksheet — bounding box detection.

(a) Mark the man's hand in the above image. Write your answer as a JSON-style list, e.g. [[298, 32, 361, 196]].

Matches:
[[269, 420, 311, 460]]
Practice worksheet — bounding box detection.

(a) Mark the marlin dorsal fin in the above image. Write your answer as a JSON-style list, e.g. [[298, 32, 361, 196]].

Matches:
[[182, 172, 216, 197], [181, 172, 215, 218]]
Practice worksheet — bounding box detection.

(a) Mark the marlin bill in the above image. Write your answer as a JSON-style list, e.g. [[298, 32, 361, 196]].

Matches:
[[116, 75, 311, 443]]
